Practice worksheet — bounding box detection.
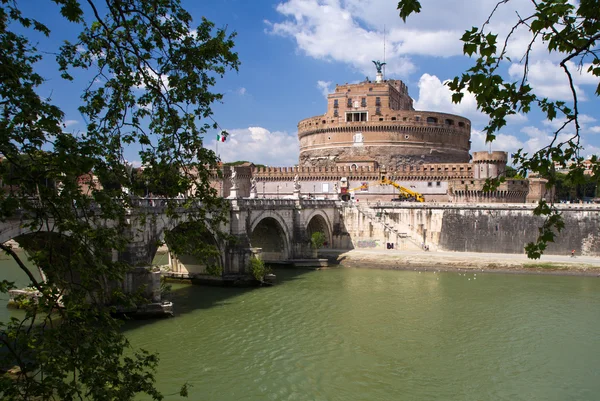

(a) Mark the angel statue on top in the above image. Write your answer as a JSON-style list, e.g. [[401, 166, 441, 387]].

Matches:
[[372, 60, 386, 73]]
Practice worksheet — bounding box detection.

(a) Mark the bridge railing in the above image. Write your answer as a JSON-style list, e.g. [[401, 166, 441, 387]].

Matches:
[[234, 198, 339, 208]]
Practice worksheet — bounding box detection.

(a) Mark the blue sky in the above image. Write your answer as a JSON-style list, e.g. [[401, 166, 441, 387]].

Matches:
[[22, 0, 600, 167]]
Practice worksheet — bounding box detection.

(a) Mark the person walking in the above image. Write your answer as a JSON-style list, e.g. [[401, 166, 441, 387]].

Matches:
[[571, 249, 576, 258]]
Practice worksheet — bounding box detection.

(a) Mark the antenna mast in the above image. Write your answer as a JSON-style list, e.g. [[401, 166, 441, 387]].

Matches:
[[383, 25, 386, 80]]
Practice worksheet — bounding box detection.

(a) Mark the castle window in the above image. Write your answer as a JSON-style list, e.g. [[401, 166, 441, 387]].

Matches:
[[379, 118, 383, 121], [428, 182, 433, 187], [391, 117, 397, 121], [322, 120, 326, 124], [369, 87, 373, 91], [346, 112, 368, 122], [458, 122, 465, 128], [375, 107, 381, 115], [445, 119, 454, 125], [333, 110, 339, 117], [427, 117, 438, 123], [415, 116, 421, 121], [436, 181, 441, 187], [375, 97, 381, 106], [403, 117, 407, 121], [361, 98, 367, 107], [347, 99, 352, 107], [333, 99, 339, 108]]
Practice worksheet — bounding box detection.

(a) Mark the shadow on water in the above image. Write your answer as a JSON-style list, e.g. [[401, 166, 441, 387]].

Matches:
[[121, 266, 314, 332]]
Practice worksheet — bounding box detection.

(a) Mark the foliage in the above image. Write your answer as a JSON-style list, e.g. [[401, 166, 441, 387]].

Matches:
[[553, 172, 598, 201], [504, 166, 526, 179], [249, 256, 270, 282], [223, 160, 266, 168], [0, 1, 238, 400], [164, 220, 228, 277], [397, 0, 600, 258], [310, 231, 326, 250]]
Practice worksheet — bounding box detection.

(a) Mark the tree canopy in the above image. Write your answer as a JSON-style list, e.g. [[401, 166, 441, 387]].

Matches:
[[0, 1, 238, 399], [397, 0, 600, 258]]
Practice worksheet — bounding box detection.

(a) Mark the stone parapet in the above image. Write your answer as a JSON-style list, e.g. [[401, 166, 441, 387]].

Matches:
[[448, 178, 529, 203], [472, 151, 508, 163], [298, 112, 471, 137], [252, 163, 474, 181]]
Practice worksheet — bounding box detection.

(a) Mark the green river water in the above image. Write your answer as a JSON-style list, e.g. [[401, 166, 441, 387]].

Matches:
[[2, 254, 600, 401]]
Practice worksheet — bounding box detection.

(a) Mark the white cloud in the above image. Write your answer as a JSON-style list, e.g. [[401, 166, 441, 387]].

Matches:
[[134, 67, 170, 91], [470, 128, 524, 157], [508, 60, 600, 101], [268, 0, 417, 77], [237, 87, 247, 96], [63, 119, 79, 127], [505, 113, 528, 124], [316, 80, 332, 98], [542, 114, 597, 131], [589, 126, 600, 134], [212, 127, 299, 166], [470, 122, 600, 166], [267, 0, 558, 77], [412, 73, 485, 123]]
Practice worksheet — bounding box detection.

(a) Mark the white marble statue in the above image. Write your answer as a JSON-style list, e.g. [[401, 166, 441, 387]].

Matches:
[[293, 174, 301, 192], [230, 167, 237, 189]]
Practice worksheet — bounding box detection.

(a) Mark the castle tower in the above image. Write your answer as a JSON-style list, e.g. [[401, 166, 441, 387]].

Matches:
[[297, 76, 471, 169], [472, 151, 508, 179]]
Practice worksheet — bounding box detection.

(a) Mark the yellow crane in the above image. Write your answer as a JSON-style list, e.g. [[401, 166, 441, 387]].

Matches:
[[340, 178, 424, 202], [379, 178, 425, 202]]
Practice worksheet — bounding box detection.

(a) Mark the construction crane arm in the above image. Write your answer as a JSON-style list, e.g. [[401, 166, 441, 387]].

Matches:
[[379, 178, 424, 202]]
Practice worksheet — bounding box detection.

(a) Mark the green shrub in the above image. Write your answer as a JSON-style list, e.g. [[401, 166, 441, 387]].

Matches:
[[310, 231, 326, 250], [250, 256, 271, 281]]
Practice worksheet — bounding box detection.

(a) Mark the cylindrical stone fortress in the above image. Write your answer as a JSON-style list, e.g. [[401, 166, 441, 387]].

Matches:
[[298, 79, 471, 168]]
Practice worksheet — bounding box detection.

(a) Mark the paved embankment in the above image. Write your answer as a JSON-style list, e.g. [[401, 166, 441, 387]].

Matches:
[[319, 249, 600, 276]]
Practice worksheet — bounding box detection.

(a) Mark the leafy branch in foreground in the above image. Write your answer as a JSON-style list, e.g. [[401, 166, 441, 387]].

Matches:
[[0, 1, 238, 399], [397, 0, 600, 258]]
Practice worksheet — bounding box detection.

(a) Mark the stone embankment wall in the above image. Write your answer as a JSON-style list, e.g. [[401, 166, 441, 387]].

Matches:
[[345, 203, 600, 256]]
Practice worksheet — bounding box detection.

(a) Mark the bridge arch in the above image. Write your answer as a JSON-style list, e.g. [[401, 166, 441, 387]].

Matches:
[[154, 217, 224, 275], [249, 212, 291, 262], [0, 220, 56, 245], [305, 210, 333, 247]]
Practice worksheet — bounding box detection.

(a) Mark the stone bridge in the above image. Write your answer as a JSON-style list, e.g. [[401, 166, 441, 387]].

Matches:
[[0, 198, 343, 281]]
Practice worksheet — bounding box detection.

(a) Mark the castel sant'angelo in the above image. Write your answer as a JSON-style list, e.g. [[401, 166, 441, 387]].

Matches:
[[221, 64, 550, 203]]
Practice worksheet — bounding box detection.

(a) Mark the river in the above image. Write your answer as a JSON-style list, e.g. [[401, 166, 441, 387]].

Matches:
[[2, 255, 600, 400]]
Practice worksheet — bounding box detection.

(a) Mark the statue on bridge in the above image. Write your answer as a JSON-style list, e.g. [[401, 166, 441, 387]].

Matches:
[[230, 167, 238, 189], [250, 176, 258, 198], [293, 174, 301, 192]]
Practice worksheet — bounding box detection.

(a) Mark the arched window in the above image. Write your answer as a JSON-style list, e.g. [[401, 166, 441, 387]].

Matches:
[[426, 117, 438, 123], [445, 119, 454, 125]]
